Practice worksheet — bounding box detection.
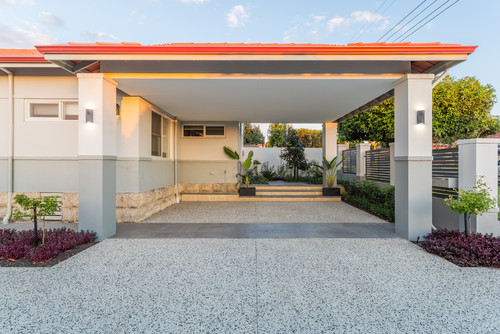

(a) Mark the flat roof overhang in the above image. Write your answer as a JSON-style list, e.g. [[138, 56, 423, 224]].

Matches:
[[33, 42, 477, 123]]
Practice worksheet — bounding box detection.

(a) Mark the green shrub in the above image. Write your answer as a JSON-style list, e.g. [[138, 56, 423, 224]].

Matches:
[[339, 178, 395, 221]]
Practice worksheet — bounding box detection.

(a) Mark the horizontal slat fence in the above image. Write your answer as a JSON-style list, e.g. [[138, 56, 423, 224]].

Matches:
[[341, 148, 356, 174], [432, 147, 458, 178], [365, 148, 390, 182]]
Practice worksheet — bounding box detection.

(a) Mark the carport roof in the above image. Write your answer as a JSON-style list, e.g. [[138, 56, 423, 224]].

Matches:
[[35, 42, 476, 55]]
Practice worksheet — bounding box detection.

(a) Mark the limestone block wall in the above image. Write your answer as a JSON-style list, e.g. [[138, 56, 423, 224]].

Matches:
[[0, 182, 237, 223]]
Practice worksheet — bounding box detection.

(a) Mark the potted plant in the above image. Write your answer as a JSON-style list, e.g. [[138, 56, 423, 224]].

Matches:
[[445, 176, 497, 236], [224, 146, 260, 196], [314, 156, 344, 196]]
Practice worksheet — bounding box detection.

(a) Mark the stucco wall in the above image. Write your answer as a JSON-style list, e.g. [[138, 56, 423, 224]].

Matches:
[[177, 121, 239, 183]]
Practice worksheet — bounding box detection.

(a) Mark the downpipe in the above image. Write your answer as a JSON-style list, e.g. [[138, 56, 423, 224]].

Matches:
[[1, 67, 13, 224]]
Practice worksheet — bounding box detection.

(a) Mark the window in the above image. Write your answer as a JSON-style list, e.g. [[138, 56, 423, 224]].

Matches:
[[205, 126, 224, 136], [184, 125, 204, 137], [151, 110, 173, 158], [26, 100, 78, 121], [63, 102, 79, 120], [30, 103, 59, 118], [151, 112, 162, 157], [183, 125, 225, 137], [162, 117, 170, 158]]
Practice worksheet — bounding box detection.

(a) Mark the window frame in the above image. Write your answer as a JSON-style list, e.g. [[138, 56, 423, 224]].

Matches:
[[25, 99, 79, 121], [182, 124, 225, 138], [151, 109, 174, 159]]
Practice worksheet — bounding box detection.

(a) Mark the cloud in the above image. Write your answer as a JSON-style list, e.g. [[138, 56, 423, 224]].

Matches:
[[181, 0, 208, 3], [0, 0, 34, 5], [40, 11, 63, 26], [85, 30, 119, 41], [0, 23, 57, 47], [351, 10, 383, 23], [226, 5, 249, 28], [327, 16, 346, 32], [312, 15, 326, 23]]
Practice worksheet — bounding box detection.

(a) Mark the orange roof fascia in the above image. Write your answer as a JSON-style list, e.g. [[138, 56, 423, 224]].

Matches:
[[35, 42, 478, 55]]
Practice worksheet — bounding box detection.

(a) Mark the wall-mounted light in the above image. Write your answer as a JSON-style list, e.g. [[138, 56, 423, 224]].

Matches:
[[86, 109, 94, 123], [416, 110, 425, 125], [116, 104, 121, 120]]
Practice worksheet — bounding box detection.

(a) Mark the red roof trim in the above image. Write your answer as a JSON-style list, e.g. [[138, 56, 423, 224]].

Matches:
[[0, 49, 48, 63], [35, 42, 477, 55]]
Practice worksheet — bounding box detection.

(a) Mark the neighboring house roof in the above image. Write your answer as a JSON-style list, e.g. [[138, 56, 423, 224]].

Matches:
[[0, 49, 48, 63], [35, 42, 477, 55]]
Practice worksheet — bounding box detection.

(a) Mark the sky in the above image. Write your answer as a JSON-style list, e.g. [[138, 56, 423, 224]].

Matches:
[[1, 0, 499, 129]]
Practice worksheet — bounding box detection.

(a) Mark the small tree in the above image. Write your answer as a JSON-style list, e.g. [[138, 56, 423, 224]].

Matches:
[[280, 129, 307, 181], [12, 194, 62, 246], [445, 177, 496, 236]]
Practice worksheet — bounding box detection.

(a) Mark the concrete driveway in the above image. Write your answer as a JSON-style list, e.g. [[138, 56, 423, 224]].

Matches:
[[0, 237, 498, 333], [1, 203, 499, 332]]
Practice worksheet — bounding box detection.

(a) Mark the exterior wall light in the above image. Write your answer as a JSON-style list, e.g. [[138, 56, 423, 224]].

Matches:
[[86, 109, 94, 123], [416, 110, 425, 124]]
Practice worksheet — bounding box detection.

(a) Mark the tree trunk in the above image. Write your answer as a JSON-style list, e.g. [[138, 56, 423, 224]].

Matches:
[[294, 166, 298, 181], [464, 213, 469, 237], [33, 206, 38, 247]]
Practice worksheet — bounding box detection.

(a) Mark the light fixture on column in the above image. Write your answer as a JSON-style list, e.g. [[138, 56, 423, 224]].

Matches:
[[86, 109, 94, 123], [416, 110, 425, 125]]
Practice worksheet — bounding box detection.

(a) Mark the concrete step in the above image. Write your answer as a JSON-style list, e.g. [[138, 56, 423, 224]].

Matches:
[[181, 193, 340, 202], [254, 185, 323, 191], [256, 190, 323, 196]]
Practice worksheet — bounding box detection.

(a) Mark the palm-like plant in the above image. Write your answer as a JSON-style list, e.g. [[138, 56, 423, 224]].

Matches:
[[223, 146, 261, 188], [314, 156, 344, 188]]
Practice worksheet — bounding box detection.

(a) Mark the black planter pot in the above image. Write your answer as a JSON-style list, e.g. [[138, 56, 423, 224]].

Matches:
[[239, 187, 256, 197], [322, 187, 341, 196]]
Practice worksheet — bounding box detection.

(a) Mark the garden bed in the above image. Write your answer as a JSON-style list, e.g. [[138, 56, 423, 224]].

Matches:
[[418, 229, 500, 268], [0, 228, 96, 267]]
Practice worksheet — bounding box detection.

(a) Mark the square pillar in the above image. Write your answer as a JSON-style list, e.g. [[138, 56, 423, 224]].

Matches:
[[356, 143, 370, 178], [322, 122, 337, 161], [458, 139, 499, 236], [322, 122, 338, 186], [389, 142, 395, 186], [393, 74, 434, 241], [77, 73, 118, 240]]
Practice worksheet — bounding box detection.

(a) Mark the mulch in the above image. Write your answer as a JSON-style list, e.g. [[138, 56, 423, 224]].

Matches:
[[0, 242, 97, 268]]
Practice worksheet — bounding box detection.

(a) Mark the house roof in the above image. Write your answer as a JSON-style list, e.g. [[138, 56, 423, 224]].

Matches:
[[35, 42, 477, 55], [0, 49, 48, 63]]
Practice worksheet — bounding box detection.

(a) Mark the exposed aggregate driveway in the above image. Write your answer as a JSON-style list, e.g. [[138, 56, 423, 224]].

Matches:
[[1, 236, 499, 333]]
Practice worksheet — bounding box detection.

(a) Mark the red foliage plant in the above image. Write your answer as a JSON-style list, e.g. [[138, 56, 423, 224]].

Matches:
[[0, 228, 95, 263], [420, 229, 500, 268]]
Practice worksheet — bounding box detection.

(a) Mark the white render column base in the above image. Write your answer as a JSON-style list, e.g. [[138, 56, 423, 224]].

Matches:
[[458, 138, 500, 236], [393, 74, 434, 241], [77, 73, 118, 240], [322, 122, 338, 186], [355, 143, 370, 178]]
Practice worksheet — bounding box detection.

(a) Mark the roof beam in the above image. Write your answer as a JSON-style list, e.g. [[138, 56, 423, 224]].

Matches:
[[334, 90, 394, 123]]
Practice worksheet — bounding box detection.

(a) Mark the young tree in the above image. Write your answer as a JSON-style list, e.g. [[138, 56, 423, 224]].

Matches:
[[338, 76, 499, 145], [243, 123, 265, 146], [280, 129, 307, 181], [267, 123, 288, 147], [13, 194, 62, 246], [445, 177, 497, 236]]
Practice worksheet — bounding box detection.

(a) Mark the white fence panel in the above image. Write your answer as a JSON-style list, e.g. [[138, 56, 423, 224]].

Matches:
[[241, 147, 323, 167]]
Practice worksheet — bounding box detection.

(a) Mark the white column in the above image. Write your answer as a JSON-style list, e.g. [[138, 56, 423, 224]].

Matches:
[[322, 122, 338, 185], [458, 139, 499, 236], [77, 73, 118, 240], [393, 74, 434, 241], [356, 143, 370, 178], [389, 142, 395, 186]]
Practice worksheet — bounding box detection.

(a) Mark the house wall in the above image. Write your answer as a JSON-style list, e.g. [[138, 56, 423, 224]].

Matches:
[[177, 121, 239, 185]]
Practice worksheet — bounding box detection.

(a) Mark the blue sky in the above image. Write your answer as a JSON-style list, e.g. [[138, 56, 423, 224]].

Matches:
[[0, 0, 498, 120]]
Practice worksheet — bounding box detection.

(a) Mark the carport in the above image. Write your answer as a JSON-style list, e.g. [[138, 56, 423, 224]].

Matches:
[[35, 42, 477, 241]]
